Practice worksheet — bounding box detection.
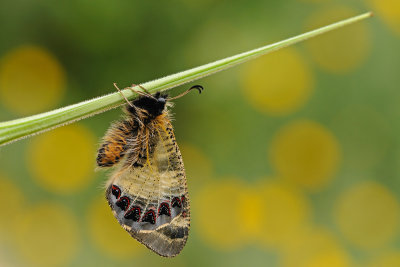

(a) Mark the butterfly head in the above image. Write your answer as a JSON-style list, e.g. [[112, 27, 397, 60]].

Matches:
[[125, 85, 203, 118], [128, 92, 169, 117]]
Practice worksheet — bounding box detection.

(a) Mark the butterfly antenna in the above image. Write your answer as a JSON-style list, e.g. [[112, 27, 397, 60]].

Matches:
[[132, 84, 152, 95], [130, 84, 156, 100], [168, 85, 204, 101], [114, 83, 134, 107]]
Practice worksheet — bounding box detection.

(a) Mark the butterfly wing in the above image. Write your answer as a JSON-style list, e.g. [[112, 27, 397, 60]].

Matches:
[[105, 120, 190, 257]]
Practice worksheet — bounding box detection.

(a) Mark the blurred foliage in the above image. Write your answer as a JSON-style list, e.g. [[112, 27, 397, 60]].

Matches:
[[0, 0, 400, 267]]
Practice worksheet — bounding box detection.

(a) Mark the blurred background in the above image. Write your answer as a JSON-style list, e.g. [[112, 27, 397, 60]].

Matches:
[[0, 0, 399, 266]]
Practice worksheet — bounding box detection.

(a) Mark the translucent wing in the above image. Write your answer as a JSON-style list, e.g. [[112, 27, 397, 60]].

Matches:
[[105, 119, 190, 257]]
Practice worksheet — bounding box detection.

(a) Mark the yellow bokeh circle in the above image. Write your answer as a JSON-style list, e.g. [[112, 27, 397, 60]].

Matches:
[[256, 180, 311, 249], [236, 186, 265, 239], [0, 45, 66, 115], [87, 195, 145, 258], [195, 178, 247, 250], [269, 120, 341, 191], [304, 247, 351, 267], [241, 47, 314, 116], [27, 124, 96, 194], [370, 0, 400, 35], [15, 203, 79, 266], [281, 227, 352, 267], [0, 176, 25, 239], [304, 6, 371, 73], [335, 182, 400, 250]]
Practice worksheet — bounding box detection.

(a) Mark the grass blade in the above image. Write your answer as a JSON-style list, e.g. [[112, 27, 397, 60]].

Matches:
[[0, 12, 373, 146]]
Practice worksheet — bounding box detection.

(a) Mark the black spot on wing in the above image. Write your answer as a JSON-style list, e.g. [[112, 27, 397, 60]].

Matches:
[[111, 185, 121, 199], [124, 206, 141, 221], [158, 202, 171, 217], [158, 226, 188, 240], [142, 209, 156, 224], [171, 197, 182, 208], [116, 196, 130, 211], [133, 162, 144, 167], [181, 195, 187, 207]]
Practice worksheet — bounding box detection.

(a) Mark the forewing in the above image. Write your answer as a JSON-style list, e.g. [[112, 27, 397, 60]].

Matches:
[[106, 122, 190, 257]]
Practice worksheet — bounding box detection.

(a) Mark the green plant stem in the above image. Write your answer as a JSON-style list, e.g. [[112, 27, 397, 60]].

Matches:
[[0, 12, 373, 146]]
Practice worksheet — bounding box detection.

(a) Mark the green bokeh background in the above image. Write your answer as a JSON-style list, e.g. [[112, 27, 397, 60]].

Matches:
[[1, 0, 400, 266]]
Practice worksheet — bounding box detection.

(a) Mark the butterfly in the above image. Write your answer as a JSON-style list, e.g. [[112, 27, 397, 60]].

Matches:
[[96, 84, 203, 257]]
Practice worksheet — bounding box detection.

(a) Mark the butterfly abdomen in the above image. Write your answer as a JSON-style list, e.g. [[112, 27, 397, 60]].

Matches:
[[96, 120, 136, 167]]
